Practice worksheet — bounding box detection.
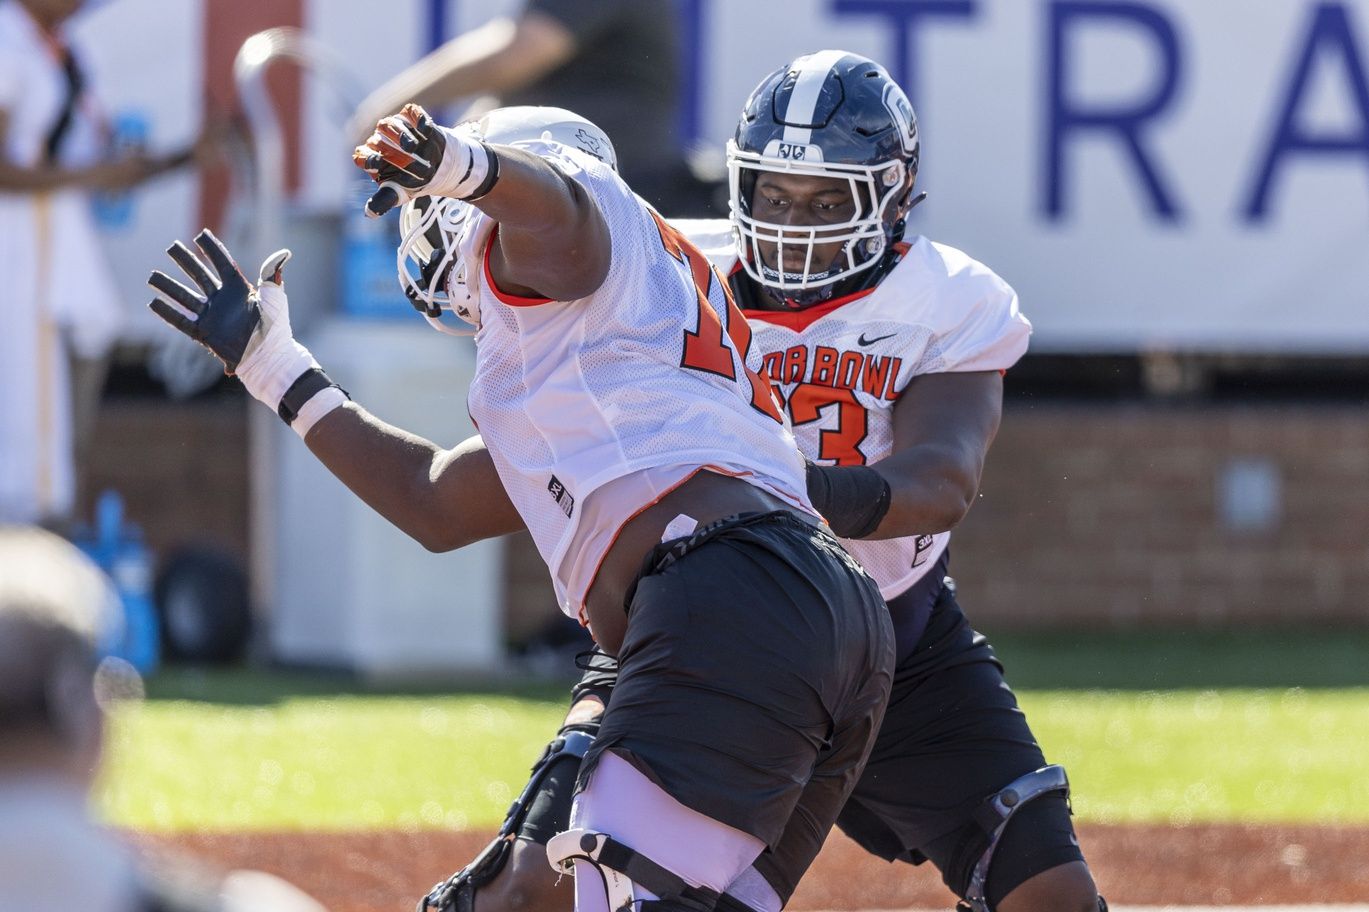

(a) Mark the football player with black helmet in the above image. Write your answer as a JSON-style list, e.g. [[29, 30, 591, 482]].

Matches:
[[413, 52, 1104, 912]]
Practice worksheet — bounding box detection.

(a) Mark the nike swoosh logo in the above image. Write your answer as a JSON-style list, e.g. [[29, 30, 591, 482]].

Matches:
[[857, 332, 897, 347]]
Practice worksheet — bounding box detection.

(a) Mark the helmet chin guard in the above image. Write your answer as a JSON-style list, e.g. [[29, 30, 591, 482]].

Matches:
[[397, 194, 480, 336]]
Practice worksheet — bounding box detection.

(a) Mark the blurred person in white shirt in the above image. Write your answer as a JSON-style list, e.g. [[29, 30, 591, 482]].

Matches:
[[0, 0, 205, 527]]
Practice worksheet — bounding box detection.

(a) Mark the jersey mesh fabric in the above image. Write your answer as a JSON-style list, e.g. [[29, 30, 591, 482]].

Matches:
[[458, 147, 811, 616], [676, 219, 1030, 600]]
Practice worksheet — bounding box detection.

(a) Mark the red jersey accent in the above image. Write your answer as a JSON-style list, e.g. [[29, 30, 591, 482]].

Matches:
[[482, 227, 556, 306], [742, 286, 878, 331]]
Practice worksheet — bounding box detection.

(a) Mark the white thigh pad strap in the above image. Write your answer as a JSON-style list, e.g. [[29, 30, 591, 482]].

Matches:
[[547, 830, 641, 912]]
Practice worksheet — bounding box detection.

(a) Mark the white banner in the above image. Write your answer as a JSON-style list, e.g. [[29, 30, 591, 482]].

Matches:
[[81, 0, 1369, 352], [693, 0, 1369, 353]]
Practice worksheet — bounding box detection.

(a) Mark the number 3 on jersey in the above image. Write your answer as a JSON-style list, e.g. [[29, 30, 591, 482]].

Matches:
[[652, 212, 783, 423], [779, 384, 869, 466]]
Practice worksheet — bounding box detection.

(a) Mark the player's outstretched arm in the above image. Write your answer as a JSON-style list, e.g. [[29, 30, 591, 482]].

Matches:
[[808, 370, 1002, 540], [305, 416, 523, 551], [146, 230, 524, 551], [353, 104, 610, 301]]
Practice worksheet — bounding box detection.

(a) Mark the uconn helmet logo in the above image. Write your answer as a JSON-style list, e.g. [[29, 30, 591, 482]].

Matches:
[[882, 84, 918, 156], [763, 139, 826, 162]]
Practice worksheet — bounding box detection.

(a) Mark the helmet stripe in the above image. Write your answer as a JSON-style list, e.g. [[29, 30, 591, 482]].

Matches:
[[780, 49, 850, 146]]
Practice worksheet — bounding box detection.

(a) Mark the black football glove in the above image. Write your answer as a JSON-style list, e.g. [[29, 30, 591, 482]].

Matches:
[[148, 232, 319, 413], [352, 103, 448, 217], [147, 229, 260, 373]]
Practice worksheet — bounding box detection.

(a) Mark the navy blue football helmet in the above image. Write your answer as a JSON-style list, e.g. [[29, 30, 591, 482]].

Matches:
[[727, 50, 920, 306]]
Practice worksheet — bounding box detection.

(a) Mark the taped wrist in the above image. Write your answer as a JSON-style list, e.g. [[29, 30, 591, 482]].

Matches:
[[277, 367, 349, 439], [431, 128, 501, 200], [806, 461, 892, 539]]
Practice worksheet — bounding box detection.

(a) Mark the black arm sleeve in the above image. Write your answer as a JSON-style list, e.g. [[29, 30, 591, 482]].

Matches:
[[805, 460, 893, 539]]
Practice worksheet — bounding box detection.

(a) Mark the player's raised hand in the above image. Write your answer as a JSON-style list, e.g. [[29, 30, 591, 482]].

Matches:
[[148, 232, 319, 412], [352, 103, 447, 217], [147, 229, 260, 372], [352, 103, 494, 217]]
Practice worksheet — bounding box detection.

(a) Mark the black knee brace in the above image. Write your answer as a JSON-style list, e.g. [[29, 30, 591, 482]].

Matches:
[[417, 726, 596, 912], [955, 765, 1072, 912]]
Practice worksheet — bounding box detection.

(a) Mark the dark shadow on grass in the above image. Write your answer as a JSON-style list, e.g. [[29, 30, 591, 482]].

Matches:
[[141, 627, 1369, 703], [142, 665, 571, 706]]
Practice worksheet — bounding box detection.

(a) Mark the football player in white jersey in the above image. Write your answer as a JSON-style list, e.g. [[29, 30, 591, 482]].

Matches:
[[413, 54, 1105, 912], [146, 103, 894, 912]]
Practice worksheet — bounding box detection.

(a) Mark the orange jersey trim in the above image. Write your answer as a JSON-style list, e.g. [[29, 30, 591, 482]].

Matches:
[[482, 227, 555, 307]]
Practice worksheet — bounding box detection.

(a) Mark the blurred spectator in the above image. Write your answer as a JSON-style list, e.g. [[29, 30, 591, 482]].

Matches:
[[0, 524, 327, 912], [348, 0, 717, 215], [0, 0, 208, 528]]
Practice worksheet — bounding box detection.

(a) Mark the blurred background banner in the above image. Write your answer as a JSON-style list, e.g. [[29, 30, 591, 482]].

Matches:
[[79, 0, 1369, 353]]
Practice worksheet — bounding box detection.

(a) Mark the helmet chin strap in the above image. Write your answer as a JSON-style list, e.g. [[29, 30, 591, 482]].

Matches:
[[758, 262, 841, 309], [888, 189, 928, 245]]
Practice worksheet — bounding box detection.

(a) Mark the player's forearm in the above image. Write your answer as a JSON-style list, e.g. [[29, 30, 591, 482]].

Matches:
[[348, 16, 570, 142], [862, 370, 1002, 538], [352, 105, 609, 297], [808, 445, 981, 541], [302, 402, 517, 551], [404, 20, 534, 106], [868, 444, 983, 538], [301, 403, 458, 550]]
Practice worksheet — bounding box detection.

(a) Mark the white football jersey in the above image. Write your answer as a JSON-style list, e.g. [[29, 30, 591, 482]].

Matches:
[[453, 145, 812, 618], [677, 219, 1031, 600]]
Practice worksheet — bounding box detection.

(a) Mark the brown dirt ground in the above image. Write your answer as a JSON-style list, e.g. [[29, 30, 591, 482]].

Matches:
[[131, 823, 1369, 911]]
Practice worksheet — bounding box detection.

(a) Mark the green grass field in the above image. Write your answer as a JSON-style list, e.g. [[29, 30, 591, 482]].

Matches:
[[99, 630, 1369, 833]]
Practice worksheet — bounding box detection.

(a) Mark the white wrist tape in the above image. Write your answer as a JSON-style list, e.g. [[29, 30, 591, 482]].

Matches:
[[236, 338, 319, 410], [290, 385, 348, 439], [429, 126, 497, 200]]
